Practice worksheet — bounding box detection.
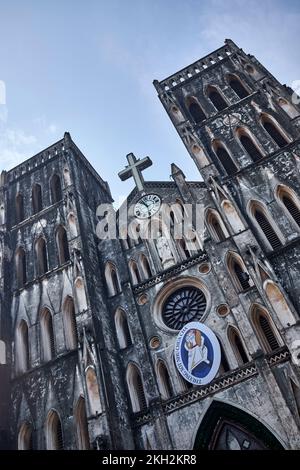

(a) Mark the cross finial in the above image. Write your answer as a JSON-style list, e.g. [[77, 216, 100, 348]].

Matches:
[[118, 152, 152, 193]]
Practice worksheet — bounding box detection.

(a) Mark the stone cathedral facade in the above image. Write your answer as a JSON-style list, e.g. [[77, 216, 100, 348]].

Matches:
[[1, 39, 300, 450]]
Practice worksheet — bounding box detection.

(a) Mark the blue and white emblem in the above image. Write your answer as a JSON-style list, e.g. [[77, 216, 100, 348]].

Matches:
[[174, 322, 221, 385]]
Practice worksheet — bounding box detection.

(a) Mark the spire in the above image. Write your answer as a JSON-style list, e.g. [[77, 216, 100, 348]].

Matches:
[[171, 163, 186, 180]]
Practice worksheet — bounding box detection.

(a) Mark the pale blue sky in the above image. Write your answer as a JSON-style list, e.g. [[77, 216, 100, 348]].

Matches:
[[0, 0, 299, 203]]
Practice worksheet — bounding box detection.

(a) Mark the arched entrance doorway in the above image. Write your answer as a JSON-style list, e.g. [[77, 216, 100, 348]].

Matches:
[[194, 401, 284, 450]]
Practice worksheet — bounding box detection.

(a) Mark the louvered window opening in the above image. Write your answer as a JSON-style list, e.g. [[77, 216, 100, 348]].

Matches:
[[216, 147, 237, 175], [160, 364, 173, 398], [233, 261, 251, 291], [282, 196, 300, 227], [136, 374, 147, 411], [254, 209, 282, 250], [55, 419, 64, 450], [123, 316, 132, 347], [258, 315, 279, 351]]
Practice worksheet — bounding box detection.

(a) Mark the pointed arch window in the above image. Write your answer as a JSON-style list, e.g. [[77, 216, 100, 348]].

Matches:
[[276, 185, 300, 228], [40, 308, 55, 362], [16, 247, 27, 288], [50, 174, 62, 204], [177, 238, 190, 259], [237, 129, 263, 162], [250, 202, 283, 250], [261, 115, 289, 148], [35, 237, 48, 276], [85, 366, 102, 415], [16, 320, 29, 374], [105, 262, 121, 296], [129, 260, 142, 284], [251, 305, 281, 353], [186, 97, 206, 124], [75, 397, 90, 450], [115, 308, 132, 349], [228, 75, 249, 99], [46, 410, 64, 450], [156, 360, 173, 400], [227, 252, 251, 292], [18, 422, 33, 450], [56, 225, 70, 265], [206, 209, 228, 242], [208, 87, 227, 111], [16, 193, 24, 224], [140, 254, 152, 279], [32, 183, 43, 214], [228, 327, 249, 365], [278, 98, 299, 119], [63, 296, 78, 350], [126, 363, 147, 413], [214, 142, 238, 175]]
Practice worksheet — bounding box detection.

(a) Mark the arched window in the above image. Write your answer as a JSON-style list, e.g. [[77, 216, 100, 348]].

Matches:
[[16, 247, 27, 288], [16, 193, 24, 224], [105, 262, 121, 296], [276, 185, 300, 228], [140, 254, 152, 279], [278, 98, 299, 119], [228, 327, 249, 365], [219, 341, 230, 374], [16, 320, 29, 374], [249, 202, 283, 250], [205, 209, 228, 242], [156, 360, 173, 400], [50, 174, 62, 204], [35, 237, 48, 276], [261, 115, 289, 148], [221, 200, 245, 233], [45, 410, 64, 450], [227, 252, 251, 292], [237, 129, 263, 162], [75, 397, 90, 450], [18, 422, 33, 450], [32, 184, 43, 214], [207, 86, 227, 111], [40, 308, 55, 362], [126, 363, 147, 413], [56, 226, 70, 265], [186, 97, 206, 124], [264, 280, 296, 328], [63, 296, 78, 350], [67, 213, 78, 238], [251, 305, 281, 353], [228, 74, 249, 99], [85, 366, 102, 415], [74, 277, 88, 312], [115, 308, 132, 349], [177, 238, 190, 259], [129, 260, 141, 284], [214, 142, 238, 175]]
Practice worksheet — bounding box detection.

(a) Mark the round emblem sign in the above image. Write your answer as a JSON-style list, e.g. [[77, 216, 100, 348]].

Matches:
[[174, 322, 221, 386]]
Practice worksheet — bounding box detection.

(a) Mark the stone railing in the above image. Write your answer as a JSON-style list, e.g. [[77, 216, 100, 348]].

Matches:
[[133, 251, 208, 294], [7, 139, 65, 182], [154, 42, 237, 93]]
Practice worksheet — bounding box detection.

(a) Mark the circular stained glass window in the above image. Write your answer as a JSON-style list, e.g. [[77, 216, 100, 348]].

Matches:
[[162, 287, 207, 330]]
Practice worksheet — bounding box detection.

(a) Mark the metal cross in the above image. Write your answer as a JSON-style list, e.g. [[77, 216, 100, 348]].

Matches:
[[118, 152, 152, 193]]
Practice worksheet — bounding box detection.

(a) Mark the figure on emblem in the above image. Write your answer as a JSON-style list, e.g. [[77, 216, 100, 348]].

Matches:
[[184, 329, 210, 373]]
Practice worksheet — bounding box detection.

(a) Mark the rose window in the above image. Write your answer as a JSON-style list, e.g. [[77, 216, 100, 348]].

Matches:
[[162, 287, 207, 330]]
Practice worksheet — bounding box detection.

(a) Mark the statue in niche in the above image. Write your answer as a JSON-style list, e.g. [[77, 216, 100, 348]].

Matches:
[[156, 232, 175, 269]]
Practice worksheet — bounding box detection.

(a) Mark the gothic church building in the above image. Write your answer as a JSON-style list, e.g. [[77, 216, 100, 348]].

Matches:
[[1, 39, 300, 450]]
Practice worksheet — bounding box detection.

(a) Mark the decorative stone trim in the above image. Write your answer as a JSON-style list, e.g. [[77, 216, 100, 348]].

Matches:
[[133, 252, 208, 294], [266, 346, 290, 366]]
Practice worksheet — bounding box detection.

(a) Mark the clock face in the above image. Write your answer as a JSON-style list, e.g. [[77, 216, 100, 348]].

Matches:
[[134, 194, 161, 219]]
